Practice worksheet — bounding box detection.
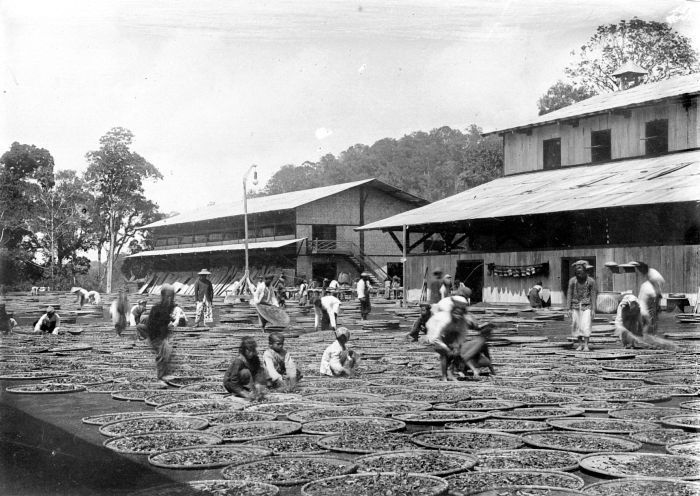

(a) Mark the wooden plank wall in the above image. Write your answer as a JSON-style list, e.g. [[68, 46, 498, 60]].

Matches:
[[504, 99, 698, 175], [404, 244, 700, 306]]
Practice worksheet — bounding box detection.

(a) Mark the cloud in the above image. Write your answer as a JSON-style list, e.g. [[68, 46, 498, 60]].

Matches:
[[315, 127, 333, 140]]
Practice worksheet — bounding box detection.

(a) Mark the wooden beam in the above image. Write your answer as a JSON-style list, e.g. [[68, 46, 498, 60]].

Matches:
[[409, 232, 434, 253], [562, 119, 579, 128], [386, 230, 403, 252], [612, 109, 631, 119], [516, 128, 532, 136], [448, 233, 468, 250]]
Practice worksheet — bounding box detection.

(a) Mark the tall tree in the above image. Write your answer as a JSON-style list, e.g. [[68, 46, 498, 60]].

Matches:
[[33, 170, 97, 288], [538, 18, 699, 113], [0, 142, 55, 248], [85, 128, 162, 292]]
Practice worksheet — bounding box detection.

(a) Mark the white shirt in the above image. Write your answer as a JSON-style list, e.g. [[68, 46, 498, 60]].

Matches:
[[356, 279, 369, 299], [320, 340, 346, 376], [314, 295, 341, 329], [171, 306, 188, 326], [328, 280, 340, 290], [253, 283, 278, 306]]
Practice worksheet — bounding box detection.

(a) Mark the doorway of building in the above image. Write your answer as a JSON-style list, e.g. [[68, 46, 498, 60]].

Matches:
[[312, 225, 337, 250], [386, 262, 403, 280], [455, 260, 484, 303], [560, 256, 596, 293], [312, 262, 337, 284]]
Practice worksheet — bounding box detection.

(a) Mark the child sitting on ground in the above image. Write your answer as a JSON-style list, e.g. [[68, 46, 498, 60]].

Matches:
[[262, 332, 302, 391], [320, 327, 359, 377], [223, 336, 267, 399]]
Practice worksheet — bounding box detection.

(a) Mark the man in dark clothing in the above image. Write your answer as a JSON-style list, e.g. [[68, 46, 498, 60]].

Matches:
[[136, 285, 177, 383], [274, 275, 287, 308], [223, 336, 267, 399], [406, 303, 432, 341], [427, 268, 444, 304], [194, 269, 214, 327]]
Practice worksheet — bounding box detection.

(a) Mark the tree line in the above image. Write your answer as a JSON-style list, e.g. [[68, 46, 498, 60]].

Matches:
[[0, 128, 163, 292], [261, 124, 503, 201]]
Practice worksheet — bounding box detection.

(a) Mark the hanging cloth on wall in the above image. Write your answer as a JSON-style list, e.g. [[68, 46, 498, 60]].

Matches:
[[488, 262, 549, 278]]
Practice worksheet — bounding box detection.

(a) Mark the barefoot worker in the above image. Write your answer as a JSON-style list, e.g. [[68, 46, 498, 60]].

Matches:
[[313, 294, 341, 332], [193, 269, 214, 327], [136, 284, 178, 384], [566, 260, 597, 352], [252, 274, 289, 331], [320, 327, 359, 377]]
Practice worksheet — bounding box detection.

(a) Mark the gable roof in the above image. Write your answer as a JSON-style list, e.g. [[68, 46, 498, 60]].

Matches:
[[357, 149, 700, 231], [142, 178, 427, 229], [486, 73, 700, 136]]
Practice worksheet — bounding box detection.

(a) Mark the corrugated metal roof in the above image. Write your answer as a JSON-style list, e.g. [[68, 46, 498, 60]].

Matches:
[[357, 149, 700, 231], [486, 73, 700, 135], [125, 238, 306, 258], [141, 178, 426, 229]]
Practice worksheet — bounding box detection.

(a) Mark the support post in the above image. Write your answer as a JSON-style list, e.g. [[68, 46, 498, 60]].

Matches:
[[402, 224, 408, 308]]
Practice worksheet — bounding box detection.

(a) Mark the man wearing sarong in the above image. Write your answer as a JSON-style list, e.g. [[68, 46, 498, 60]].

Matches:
[[136, 285, 177, 384], [357, 272, 372, 320], [313, 294, 341, 332], [193, 269, 214, 327], [253, 274, 279, 331]]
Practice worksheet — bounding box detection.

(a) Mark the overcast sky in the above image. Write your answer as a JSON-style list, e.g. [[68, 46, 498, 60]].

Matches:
[[2, 0, 698, 214]]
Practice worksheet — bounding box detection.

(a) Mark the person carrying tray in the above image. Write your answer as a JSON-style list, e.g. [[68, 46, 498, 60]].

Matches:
[[406, 302, 432, 341], [458, 323, 497, 378], [224, 336, 267, 399]]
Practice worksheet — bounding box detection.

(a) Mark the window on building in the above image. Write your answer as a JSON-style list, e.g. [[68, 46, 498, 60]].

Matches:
[[167, 237, 179, 246], [194, 234, 207, 243], [209, 232, 223, 242], [590, 129, 611, 163], [155, 238, 167, 247], [180, 235, 193, 244], [645, 119, 668, 156], [543, 138, 561, 170]]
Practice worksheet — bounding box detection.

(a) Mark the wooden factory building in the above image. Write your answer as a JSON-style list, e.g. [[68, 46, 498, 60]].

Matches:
[[358, 74, 700, 307], [130, 179, 427, 294]]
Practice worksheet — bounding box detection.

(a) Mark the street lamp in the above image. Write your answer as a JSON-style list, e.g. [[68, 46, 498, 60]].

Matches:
[[242, 164, 258, 282]]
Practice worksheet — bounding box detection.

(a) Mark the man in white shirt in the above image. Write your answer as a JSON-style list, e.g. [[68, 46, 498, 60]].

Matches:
[[313, 295, 341, 332], [357, 272, 372, 320], [320, 327, 358, 377]]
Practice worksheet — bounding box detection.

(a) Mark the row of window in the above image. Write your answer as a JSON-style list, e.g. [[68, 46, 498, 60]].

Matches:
[[542, 119, 669, 170], [155, 225, 295, 246]]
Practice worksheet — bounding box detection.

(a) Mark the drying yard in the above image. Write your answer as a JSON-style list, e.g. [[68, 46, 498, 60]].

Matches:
[[1, 292, 699, 496]]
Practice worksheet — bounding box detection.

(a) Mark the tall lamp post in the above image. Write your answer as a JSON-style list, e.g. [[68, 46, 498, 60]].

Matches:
[[242, 164, 258, 281]]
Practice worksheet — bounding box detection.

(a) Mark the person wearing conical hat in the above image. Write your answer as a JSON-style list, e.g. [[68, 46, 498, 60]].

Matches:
[[566, 260, 597, 352], [193, 269, 214, 327]]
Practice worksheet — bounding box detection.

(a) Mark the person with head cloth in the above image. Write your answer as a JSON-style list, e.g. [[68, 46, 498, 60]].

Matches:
[[34, 306, 61, 334], [566, 260, 597, 352], [320, 327, 359, 377], [136, 284, 178, 383], [193, 269, 214, 327], [223, 336, 268, 399], [357, 272, 372, 320]]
